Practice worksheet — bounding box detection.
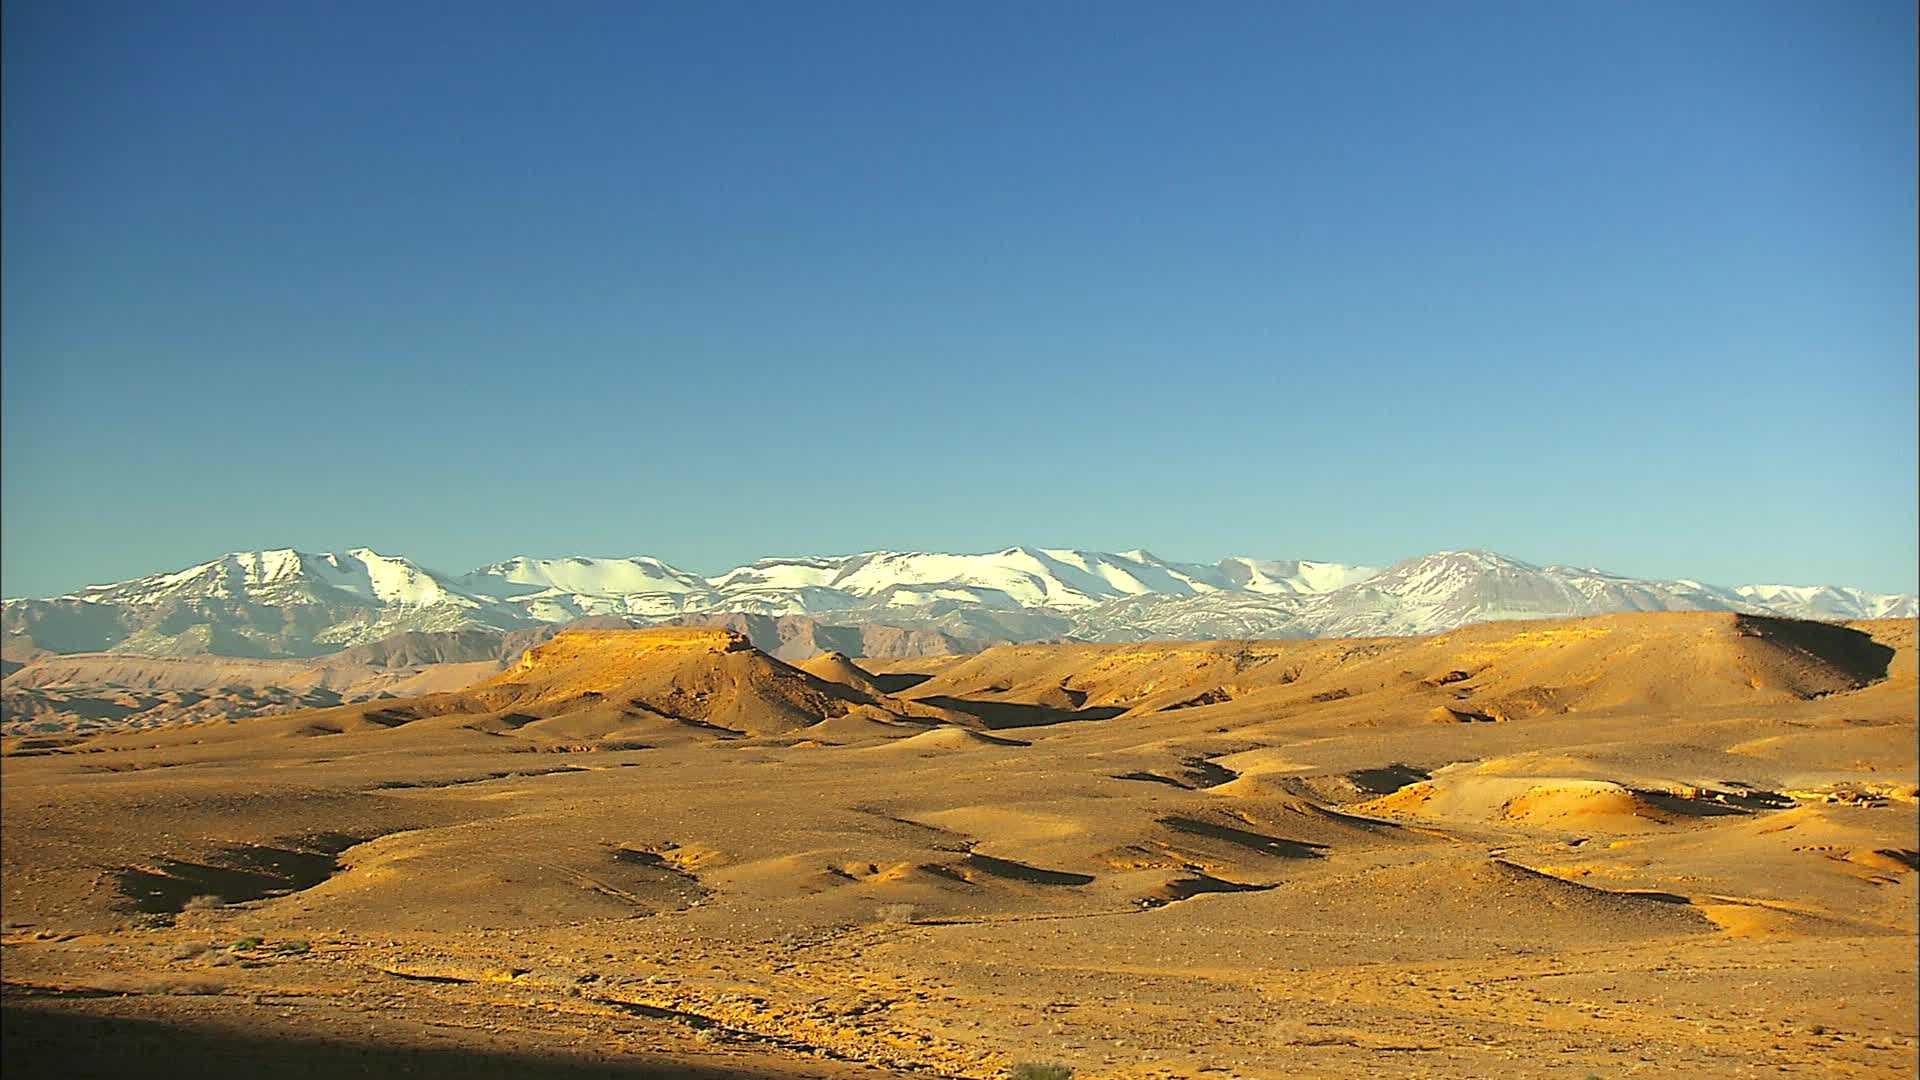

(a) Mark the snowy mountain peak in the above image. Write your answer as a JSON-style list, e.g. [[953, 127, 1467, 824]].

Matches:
[[1416, 549, 1534, 571], [7, 544, 1911, 660], [85, 548, 424, 602]]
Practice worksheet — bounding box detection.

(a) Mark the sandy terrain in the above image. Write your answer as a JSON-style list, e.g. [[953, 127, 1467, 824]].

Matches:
[[0, 615, 993, 737], [3, 613, 1915, 1078]]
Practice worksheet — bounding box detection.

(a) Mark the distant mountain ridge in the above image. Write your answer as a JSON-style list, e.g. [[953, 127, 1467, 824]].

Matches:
[[3, 545, 1912, 659]]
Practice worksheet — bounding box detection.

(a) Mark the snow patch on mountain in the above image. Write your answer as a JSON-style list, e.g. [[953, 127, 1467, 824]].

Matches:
[[463, 555, 713, 598], [1733, 584, 1919, 621], [1217, 557, 1382, 595]]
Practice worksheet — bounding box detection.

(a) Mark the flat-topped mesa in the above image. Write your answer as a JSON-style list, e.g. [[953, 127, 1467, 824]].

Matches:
[[509, 627, 751, 673]]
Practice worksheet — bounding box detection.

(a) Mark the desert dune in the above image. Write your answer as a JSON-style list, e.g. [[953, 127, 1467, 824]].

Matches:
[[3, 614, 1915, 1078]]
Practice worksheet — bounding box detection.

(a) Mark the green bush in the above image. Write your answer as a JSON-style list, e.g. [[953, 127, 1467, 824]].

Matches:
[[1009, 1064, 1072, 1080]]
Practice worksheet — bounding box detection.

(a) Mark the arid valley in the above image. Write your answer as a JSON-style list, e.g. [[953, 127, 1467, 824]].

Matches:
[[4, 612, 1914, 1078]]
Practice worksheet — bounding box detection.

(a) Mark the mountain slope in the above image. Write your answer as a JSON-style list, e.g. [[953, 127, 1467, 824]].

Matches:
[[1067, 551, 1799, 643], [1067, 592, 1318, 643], [1296, 550, 1767, 639]]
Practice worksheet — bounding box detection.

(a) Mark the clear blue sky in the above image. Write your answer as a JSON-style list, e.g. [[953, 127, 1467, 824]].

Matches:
[[4, 1, 1915, 597]]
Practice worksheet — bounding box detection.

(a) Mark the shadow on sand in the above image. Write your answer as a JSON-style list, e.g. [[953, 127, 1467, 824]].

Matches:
[[914, 695, 1125, 731], [1, 1005, 859, 1080], [870, 673, 933, 694]]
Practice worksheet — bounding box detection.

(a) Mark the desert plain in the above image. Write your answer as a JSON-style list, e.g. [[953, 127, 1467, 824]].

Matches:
[[2, 612, 1915, 1078]]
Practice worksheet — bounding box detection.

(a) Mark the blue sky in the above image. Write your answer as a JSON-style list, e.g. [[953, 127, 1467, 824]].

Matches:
[[4, 1, 1915, 597]]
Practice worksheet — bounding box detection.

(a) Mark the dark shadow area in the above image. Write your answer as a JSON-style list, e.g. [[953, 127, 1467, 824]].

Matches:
[[1034, 685, 1088, 710], [914, 695, 1125, 730], [1875, 848, 1920, 870], [1112, 770, 1190, 789], [1615, 889, 1695, 905], [357, 708, 417, 728], [1161, 816, 1329, 859], [1142, 874, 1277, 908], [381, 969, 472, 985], [3, 736, 87, 756], [961, 853, 1095, 886], [373, 766, 588, 790], [1708, 787, 1797, 811], [1348, 764, 1430, 796], [1638, 796, 1744, 818], [1733, 615, 1898, 687], [0, 1004, 840, 1079], [1179, 756, 1238, 789], [610, 848, 703, 882], [950, 729, 1032, 746], [19, 697, 138, 722], [114, 834, 369, 914], [1632, 787, 1790, 818], [871, 673, 932, 693], [915, 862, 976, 885], [1162, 688, 1232, 710], [590, 992, 909, 1069]]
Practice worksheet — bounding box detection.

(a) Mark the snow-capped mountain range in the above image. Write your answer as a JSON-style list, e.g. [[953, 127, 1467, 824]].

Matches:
[[3, 546, 1912, 659]]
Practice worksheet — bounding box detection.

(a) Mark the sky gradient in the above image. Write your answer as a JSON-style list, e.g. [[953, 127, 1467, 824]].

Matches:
[[4, 1, 1915, 597]]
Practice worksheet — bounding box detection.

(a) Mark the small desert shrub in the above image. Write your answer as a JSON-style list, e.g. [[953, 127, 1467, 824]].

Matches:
[[228, 936, 264, 951], [1009, 1063, 1072, 1080], [875, 903, 918, 925], [181, 895, 226, 912], [274, 940, 310, 955]]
